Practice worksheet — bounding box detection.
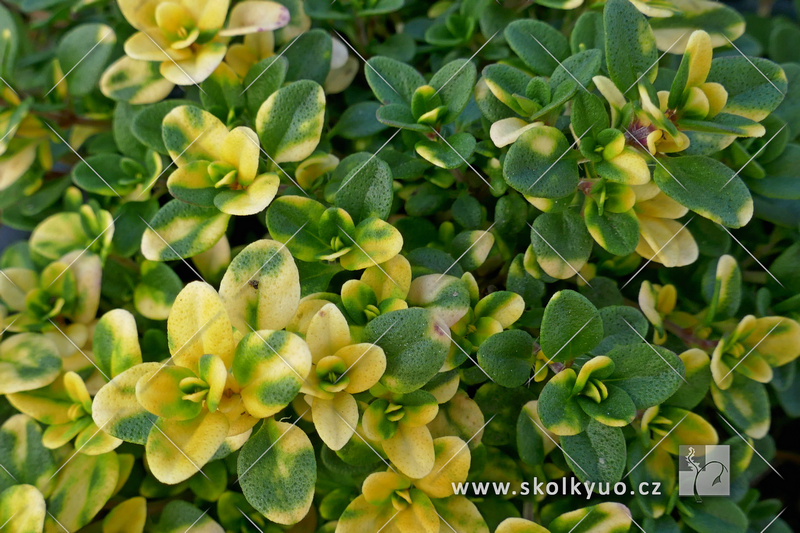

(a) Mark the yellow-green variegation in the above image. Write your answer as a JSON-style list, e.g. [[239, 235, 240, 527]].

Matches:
[[237, 418, 316, 525], [218, 239, 300, 333], [341, 255, 411, 326], [711, 314, 800, 390], [298, 302, 386, 451], [266, 196, 403, 271], [336, 436, 482, 533], [162, 105, 280, 216], [107, 0, 290, 101]]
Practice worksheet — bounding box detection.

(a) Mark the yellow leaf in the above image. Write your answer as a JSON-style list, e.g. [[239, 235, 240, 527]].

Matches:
[[684, 30, 713, 88], [396, 490, 438, 533], [490, 118, 542, 148], [310, 392, 358, 451], [361, 255, 412, 302], [335, 343, 386, 394], [744, 317, 800, 368], [415, 436, 470, 498], [103, 497, 146, 533], [305, 303, 352, 363], [383, 424, 435, 479], [220, 1, 290, 37], [159, 40, 228, 85], [636, 216, 698, 267], [124, 32, 191, 62], [145, 411, 229, 484], [496, 517, 550, 533], [363, 471, 410, 505], [167, 281, 235, 373]]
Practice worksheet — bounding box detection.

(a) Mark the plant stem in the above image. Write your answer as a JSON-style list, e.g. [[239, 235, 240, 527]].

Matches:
[[664, 319, 718, 351]]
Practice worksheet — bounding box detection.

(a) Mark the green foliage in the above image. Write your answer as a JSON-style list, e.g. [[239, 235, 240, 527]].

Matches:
[[0, 0, 797, 531]]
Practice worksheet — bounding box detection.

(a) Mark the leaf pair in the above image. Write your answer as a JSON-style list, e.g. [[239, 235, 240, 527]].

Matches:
[[266, 196, 403, 271]]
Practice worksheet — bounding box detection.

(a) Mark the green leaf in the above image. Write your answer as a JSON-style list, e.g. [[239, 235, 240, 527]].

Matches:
[[200, 63, 244, 120], [162, 105, 228, 166], [0, 485, 46, 532], [560, 420, 626, 483], [578, 384, 636, 427], [415, 132, 476, 170], [606, 343, 685, 408], [244, 56, 289, 118], [650, 0, 745, 54], [430, 59, 477, 123], [594, 306, 648, 353], [627, 440, 674, 519], [46, 451, 119, 532], [452, 192, 484, 230], [57, 23, 115, 96], [0, 333, 61, 394], [711, 375, 770, 439], [678, 498, 747, 533], [677, 113, 766, 137], [92, 363, 159, 445], [505, 20, 570, 76], [111, 199, 159, 258], [549, 503, 632, 533], [516, 401, 545, 466], [238, 419, 316, 525], [283, 29, 332, 84], [0, 415, 55, 494], [340, 217, 403, 271], [654, 155, 753, 228], [334, 153, 393, 222], [232, 330, 311, 418], [477, 330, 534, 388], [707, 56, 788, 122], [93, 309, 142, 379], [407, 274, 471, 328], [538, 369, 589, 435], [134, 260, 183, 320], [29, 212, 90, 264], [774, 63, 800, 138], [332, 101, 388, 139], [131, 100, 195, 155], [358, 0, 404, 16], [571, 11, 605, 57], [155, 500, 224, 533], [376, 103, 430, 131], [530, 210, 592, 280], [572, 91, 609, 138], [0, 4, 19, 77], [584, 199, 639, 256], [539, 290, 603, 362], [141, 200, 230, 261], [365, 56, 426, 106], [363, 308, 451, 394], [604, 0, 658, 96], [665, 349, 711, 410], [100, 56, 174, 105], [256, 80, 325, 164], [189, 461, 228, 502], [71, 154, 136, 197], [504, 126, 579, 198], [297, 260, 341, 297], [549, 49, 602, 93], [451, 229, 495, 271], [702, 254, 741, 321], [265, 196, 330, 262]]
